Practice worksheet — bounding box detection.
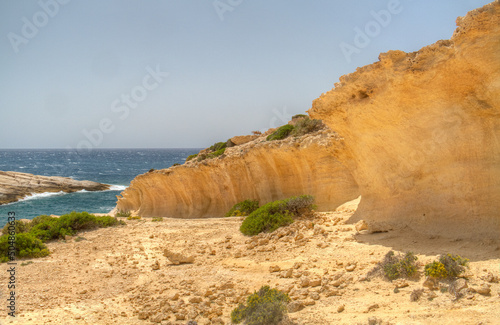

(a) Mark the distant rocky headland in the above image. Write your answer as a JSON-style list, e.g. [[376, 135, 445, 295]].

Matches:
[[0, 171, 110, 205]]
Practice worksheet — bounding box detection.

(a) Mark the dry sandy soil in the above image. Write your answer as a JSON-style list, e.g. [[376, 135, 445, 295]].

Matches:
[[1, 199, 499, 325]]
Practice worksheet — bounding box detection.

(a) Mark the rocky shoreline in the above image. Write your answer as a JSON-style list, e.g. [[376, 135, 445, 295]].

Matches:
[[0, 171, 110, 205]]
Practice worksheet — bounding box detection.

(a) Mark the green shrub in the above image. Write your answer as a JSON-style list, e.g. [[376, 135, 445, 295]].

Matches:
[[267, 124, 295, 141], [292, 117, 324, 136], [225, 200, 260, 217], [127, 216, 142, 220], [186, 154, 198, 162], [116, 210, 131, 218], [240, 195, 314, 236], [283, 195, 316, 214], [210, 142, 227, 152], [231, 286, 290, 325], [424, 254, 469, 278], [29, 215, 53, 228], [377, 251, 419, 280], [30, 212, 124, 241], [2, 219, 30, 236], [0, 212, 124, 263], [0, 233, 50, 262], [292, 114, 308, 119], [209, 147, 226, 158]]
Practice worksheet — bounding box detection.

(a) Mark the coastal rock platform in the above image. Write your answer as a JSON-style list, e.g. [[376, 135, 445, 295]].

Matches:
[[0, 171, 110, 205]]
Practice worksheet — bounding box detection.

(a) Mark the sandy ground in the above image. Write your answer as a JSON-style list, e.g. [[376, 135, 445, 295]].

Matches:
[[1, 199, 499, 325]]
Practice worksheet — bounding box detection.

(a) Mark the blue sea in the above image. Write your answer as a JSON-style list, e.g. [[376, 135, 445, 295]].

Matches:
[[0, 149, 200, 227]]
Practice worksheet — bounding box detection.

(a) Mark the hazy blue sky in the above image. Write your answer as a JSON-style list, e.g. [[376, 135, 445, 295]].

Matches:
[[0, 0, 492, 149]]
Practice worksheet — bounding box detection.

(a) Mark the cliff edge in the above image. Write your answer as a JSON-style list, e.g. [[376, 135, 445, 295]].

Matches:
[[309, 1, 500, 238]]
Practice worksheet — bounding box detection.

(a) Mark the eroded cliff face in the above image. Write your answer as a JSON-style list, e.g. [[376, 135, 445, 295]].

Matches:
[[116, 131, 359, 218], [309, 1, 500, 238]]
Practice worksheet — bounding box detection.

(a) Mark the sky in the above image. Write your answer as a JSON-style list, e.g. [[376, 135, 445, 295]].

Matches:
[[0, 0, 493, 149]]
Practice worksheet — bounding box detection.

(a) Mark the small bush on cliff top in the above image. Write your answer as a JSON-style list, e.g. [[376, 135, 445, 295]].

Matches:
[[424, 254, 469, 278], [292, 117, 324, 137], [231, 286, 290, 325], [266, 124, 295, 141], [240, 195, 315, 236], [209, 141, 227, 152], [225, 199, 260, 217], [186, 154, 198, 162]]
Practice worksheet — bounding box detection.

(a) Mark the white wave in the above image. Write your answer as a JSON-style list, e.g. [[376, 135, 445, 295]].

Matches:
[[20, 191, 67, 202], [109, 185, 127, 191]]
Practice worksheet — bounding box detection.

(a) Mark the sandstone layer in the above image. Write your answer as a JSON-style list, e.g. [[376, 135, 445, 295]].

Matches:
[[115, 130, 360, 218], [0, 171, 110, 205], [309, 1, 500, 238]]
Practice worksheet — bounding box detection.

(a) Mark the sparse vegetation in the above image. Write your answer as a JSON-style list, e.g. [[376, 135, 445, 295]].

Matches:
[[424, 254, 469, 278], [231, 286, 290, 325], [152, 217, 164, 222], [292, 114, 307, 119], [251, 130, 262, 135], [266, 124, 295, 141], [0, 233, 50, 262], [148, 168, 156, 173], [291, 117, 324, 136], [0, 212, 124, 263], [225, 199, 260, 217], [210, 142, 227, 152], [127, 216, 142, 220], [266, 118, 324, 141], [116, 210, 131, 218], [21, 261, 34, 266], [186, 154, 198, 162], [172, 163, 181, 167], [1, 219, 30, 235], [370, 251, 419, 280], [29, 212, 124, 242], [240, 195, 315, 236]]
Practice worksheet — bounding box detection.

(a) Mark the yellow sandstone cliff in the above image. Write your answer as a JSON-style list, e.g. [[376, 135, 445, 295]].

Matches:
[[309, 1, 500, 238], [116, 1, 499, 239], [116, 129, 359, 218]]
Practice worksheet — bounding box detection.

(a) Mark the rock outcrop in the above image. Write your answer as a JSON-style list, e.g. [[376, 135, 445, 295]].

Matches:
[[115, 130, 359, 218], [309, 1, 500, 238], [0, 171, 110, 205]]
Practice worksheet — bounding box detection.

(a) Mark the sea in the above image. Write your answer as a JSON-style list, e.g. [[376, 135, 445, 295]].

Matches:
[[0, 149, 200, 228]]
